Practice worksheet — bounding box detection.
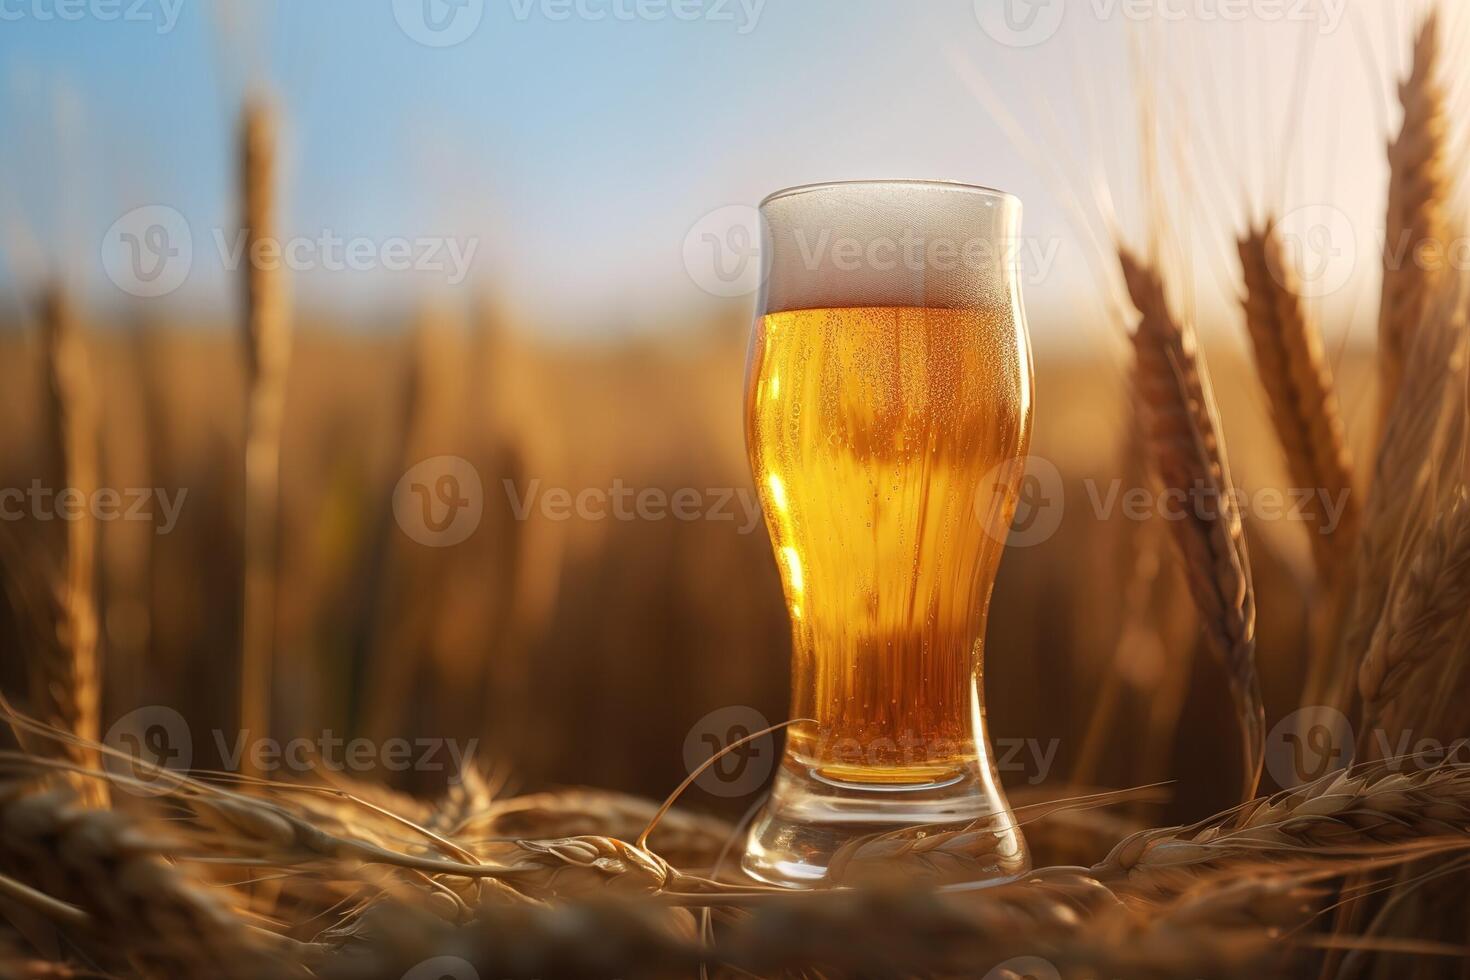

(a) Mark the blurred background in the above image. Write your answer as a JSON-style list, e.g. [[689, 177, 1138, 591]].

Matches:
[[0, 0, 1456, 827]]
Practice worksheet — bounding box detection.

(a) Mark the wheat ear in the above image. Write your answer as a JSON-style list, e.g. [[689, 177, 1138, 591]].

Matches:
[[1327, 283, 1468, 718], [1237, 222, 1359, 580], [239, 97, 290, 776], [0, 785, 300, 979], [1377, 11, 1449, 442], [459, 787, 736, 869], [1118, 247, 1263, 802], [32, 285, 101, 784], [1094, 761, 1470, 904], [1358, 491, 1470, 743]]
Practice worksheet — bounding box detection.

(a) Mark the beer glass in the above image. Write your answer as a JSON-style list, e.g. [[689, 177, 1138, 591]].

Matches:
[[742, 180, 1033, 886]]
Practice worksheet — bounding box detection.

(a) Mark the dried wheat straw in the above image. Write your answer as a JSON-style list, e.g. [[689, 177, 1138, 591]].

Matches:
[[239, 98, 290, 779], [323, 868, 1291, 980], [0, 785, 299, 979], [460, 788, 735, 869], [1377, 12, 1450, 441], [31, 286, 101, 784], [1237, 223, 1359, 579], [1357, 491, 1470, 740], [1094, 762, 1470, 904], [1118, 247, 1263, 802], [824, 821, 1021, 888], [1327, 283, 1467, 718]]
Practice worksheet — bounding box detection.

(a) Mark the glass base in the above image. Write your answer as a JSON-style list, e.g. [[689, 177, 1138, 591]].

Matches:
[[742, 755, 1029, 888]]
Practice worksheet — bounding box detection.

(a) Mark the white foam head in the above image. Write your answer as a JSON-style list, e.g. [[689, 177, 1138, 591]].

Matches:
[[758, 180, 1022, 315]]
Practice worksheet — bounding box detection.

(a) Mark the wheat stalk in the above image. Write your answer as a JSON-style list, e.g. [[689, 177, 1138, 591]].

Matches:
[[26, 285, 101, 790], [238, 97, 290, 778], [1118, 247, 1263, 802], [0, 784, 300, 979], [714, 870, 1291, 979], [1093, 761, 1470, 904], [1318, 282, 1469, 721], [422, 766, 497, 836], [823, 820, 1022, 888], [1357, 490, 1470, 742], [1237, 222, 1359, 580], [1377, 11, 1450, 442], [326, 868, 1293, 980], [458, 787, 736, 869]]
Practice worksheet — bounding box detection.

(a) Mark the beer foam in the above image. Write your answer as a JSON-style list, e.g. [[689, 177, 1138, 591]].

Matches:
[[759, 180, 1021, 314]]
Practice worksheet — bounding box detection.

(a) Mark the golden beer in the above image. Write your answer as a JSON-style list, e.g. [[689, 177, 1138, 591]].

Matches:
[[740, 180, 1034, 886], [747, 305, 1030, 784]]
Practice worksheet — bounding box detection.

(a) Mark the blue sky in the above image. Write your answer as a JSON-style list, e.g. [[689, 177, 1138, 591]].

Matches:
[[0, 0, 1442, 339]]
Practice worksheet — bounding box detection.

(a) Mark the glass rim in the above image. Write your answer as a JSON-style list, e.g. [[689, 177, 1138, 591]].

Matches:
[[759, 179, 1018, 210]]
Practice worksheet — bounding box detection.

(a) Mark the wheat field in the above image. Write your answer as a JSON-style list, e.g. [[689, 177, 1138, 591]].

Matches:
[[3, 5, 1470, 980]]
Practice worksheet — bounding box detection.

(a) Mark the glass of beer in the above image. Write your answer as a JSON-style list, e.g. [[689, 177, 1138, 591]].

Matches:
[[742, 180, 1034, 886]]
